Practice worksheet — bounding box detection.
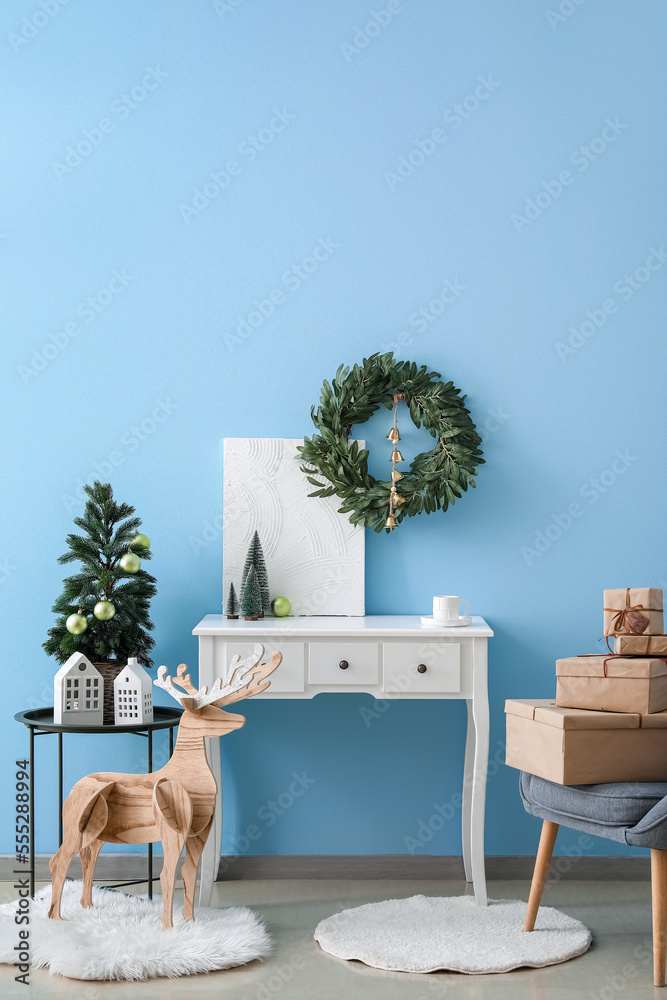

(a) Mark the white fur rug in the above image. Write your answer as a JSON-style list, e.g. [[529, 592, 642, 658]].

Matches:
[[0, 881, 271, 980], [314, 895, 591, 974]]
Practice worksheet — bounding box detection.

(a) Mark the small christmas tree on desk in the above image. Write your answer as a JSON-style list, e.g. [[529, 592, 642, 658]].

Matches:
[[225, 582, 240, 619], [241, 566, 262, 620], [240, 530, 270, 617], [43, 481, 157, 724]]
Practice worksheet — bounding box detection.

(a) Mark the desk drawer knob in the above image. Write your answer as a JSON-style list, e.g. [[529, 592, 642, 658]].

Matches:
[[339, 659, 349, 670], [417, 663, 427, 674]]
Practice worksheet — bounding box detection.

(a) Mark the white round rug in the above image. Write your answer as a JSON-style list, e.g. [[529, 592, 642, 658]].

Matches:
[[0, 880, 271, 980], [314, 895, 591, 974]]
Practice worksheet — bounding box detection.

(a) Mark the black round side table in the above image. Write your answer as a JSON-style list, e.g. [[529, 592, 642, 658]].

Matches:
[[14, 706, 182, 898]]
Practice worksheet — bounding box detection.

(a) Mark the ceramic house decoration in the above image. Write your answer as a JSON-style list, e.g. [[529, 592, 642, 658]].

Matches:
[[53, 653, 104, 725], [114, 657, 154, 725]]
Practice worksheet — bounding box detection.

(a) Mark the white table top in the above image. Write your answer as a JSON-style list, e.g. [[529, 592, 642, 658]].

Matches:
[[193, 614, 493, 638]]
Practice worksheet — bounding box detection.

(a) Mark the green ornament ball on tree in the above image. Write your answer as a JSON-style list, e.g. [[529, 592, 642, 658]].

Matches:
[[133, 533, 151, 548], [271, 596, 291, 617], [120, 552, 141, 573], [66, 613, 88, 635], [94, 600, 116, 621]]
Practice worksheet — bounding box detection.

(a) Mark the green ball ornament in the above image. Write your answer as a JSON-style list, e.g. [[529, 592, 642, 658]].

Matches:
[[94, 600, 116, 621], [271, 596, 291, 617], [66, 613, 88, 635], [120, 552, 141, 573], [133, 533, 150, 548]]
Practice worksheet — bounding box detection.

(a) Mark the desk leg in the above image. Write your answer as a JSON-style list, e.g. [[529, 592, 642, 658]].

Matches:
[[462, 700, 474, 883], [199, 736, 221, 907], [29, 727, 34, 899], [471, 638, 489, 906]]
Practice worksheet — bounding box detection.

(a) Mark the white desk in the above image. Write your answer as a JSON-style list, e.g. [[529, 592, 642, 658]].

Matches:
[[193, 614, 493, 905]]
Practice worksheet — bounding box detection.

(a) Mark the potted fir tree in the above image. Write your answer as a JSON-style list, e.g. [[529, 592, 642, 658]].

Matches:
[[43, 481, 157, 724]]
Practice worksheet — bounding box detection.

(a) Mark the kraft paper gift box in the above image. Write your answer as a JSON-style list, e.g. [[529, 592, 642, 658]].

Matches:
[[556, 655, 667, 715], [603, 587, 663, 637], [505, 698, 667, 785], [614, 634, 667, 656]]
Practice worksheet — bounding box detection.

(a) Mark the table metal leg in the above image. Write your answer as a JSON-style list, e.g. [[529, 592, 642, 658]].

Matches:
[[29, 727, 34, 899], [169, 725, 174, 756], [148, 730, 153, 899], [58, 732, 63, 846]]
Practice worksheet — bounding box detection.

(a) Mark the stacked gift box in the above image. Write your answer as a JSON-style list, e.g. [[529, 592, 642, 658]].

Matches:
[[506, 587, 667, 784]]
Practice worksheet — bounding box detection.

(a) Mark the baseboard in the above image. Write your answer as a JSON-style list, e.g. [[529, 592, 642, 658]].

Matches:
[[0, 854, 650, 882], [216, 854, 651, 881]]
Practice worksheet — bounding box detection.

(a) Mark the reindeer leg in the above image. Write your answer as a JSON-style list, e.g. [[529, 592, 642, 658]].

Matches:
[[153, 779, 193, 930], [182, 818, 213, 921], [48, 840, 79, 920], [80, 838, 104, 908], [48, 781, 113, 920]]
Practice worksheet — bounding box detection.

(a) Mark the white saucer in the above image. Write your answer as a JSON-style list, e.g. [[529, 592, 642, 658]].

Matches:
[[421, 615, 472, 628]]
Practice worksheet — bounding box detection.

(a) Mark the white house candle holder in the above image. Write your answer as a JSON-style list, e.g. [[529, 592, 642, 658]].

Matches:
[[53, 653, 104, 725], [114, 656, 154, 725]]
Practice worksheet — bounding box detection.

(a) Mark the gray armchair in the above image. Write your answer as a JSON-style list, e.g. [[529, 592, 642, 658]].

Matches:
[[520, 771, 667, 987]]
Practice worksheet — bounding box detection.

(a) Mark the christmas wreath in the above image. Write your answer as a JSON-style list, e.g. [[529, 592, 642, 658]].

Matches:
[[298, 352, 484, 532]]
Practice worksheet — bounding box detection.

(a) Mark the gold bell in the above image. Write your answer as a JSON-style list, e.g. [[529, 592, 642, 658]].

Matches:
[[391, 469, 403, 482], [387, 428, 401, 443], [385, 514, 396, 530], [390, 449, 404, 463], [394, 494, 406, 506]]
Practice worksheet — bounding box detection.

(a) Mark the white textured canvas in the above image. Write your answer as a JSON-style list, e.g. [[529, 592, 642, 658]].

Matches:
[[223, 438, 364, 616]]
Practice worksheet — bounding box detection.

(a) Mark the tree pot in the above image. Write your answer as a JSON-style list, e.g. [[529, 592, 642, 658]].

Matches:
[[94, 662, 124, 725]]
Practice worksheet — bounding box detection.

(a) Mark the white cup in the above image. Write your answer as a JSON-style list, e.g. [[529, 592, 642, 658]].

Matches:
[[433, 595, 469, 623]]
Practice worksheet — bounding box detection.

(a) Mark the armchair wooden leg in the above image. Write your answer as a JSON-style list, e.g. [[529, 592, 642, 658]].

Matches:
[[652, 849, 667, 988], [523, 820, 559, 932]]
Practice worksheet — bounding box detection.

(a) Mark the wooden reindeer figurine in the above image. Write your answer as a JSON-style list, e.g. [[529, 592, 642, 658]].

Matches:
[[48, 643, 281, 929]]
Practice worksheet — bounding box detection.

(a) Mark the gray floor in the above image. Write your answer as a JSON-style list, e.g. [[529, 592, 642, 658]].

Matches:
[[0, 878, 658, 998]]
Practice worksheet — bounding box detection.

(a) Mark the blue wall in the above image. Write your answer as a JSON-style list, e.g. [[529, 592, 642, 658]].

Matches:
[[3, 0, 667, 862]]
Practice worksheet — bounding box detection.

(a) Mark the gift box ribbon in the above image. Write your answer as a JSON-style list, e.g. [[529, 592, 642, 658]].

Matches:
[[576, 654, 667, 677]]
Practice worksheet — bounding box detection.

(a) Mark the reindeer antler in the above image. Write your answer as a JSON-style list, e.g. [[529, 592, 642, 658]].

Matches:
[[154, 645, 282, 712], [210, 644, 282, 707]]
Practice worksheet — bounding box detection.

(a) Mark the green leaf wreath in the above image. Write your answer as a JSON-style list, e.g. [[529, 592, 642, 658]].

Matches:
[[298, 352, 484, 532]]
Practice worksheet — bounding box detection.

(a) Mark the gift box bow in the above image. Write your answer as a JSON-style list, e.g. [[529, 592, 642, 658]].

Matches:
[[604, 588, 660, 635]]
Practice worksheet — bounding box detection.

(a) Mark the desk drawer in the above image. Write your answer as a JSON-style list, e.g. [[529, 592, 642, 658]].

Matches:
[[223, 641, 305, 693], [383, 642, 460, 693], [309, 642, 380, 685]]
